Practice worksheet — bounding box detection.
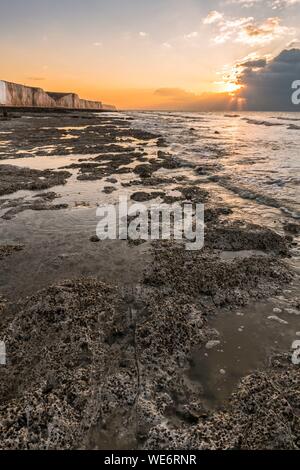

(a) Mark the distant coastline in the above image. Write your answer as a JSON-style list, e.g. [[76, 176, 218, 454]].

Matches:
[[0, 80, 116, 111]]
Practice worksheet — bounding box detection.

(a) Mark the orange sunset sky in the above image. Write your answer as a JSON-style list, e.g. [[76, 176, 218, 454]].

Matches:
[[1, 0, 300, 109]]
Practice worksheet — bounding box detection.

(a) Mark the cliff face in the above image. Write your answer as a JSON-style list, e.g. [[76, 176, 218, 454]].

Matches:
[[46, 92, 80, 109], [0, 81, 54, 107], [46, 92, 104, 110], [102, 104, 117, 111], [0, 80, 116, 110]]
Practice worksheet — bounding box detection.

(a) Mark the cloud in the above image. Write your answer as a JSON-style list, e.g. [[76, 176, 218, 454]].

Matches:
[[93, 42, 102, 47], [236, 48, 300, 110], [238, 17, 292, 45], [204, 11, 295, 46], [225, 0, 262, 6], [139, 32, 149, 37], [162, 42, 172, 49], [227, 0, 300, 8], [183, 31, 199, 40], [203, 11, 224, 24], [270, 0, 300, 7], [287, 38, 300, 48], [214, 17, 254, 44], [239, 57, 267, 67]]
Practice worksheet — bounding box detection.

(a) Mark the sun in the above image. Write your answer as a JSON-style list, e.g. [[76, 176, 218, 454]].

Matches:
[[214, 77, 242, 94], [221, 82, 242, 94]]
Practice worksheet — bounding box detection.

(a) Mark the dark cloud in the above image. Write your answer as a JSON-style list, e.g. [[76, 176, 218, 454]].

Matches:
[[238, 58, 267, 68], [151, 49, 300, 111], [237, 48, 300, 110]]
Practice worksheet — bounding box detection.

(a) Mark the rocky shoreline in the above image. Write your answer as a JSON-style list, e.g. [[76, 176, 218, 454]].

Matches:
[[0, 111, 299, 449]]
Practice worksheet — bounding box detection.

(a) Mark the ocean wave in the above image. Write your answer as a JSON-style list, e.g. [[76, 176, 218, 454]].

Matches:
[[210, 176, 300, 219], [242, 118, 284, 127]]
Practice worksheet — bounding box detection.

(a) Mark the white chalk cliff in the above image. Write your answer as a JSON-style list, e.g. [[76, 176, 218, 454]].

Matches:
[[0, 80, 116, 110]]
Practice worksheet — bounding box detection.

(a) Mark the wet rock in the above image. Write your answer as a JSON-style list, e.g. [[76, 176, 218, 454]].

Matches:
[[33, 192, 58, 201], [196, 164, 222, 175], [205, 340, 221, 350], [0, 279, 128, 449], [205, 222, 290, 255], [283, 222, 300, 235], [122, 175, 186, 188], [157, 138, 168, 147], [90, 235, 100, 243], [75, 151, 146, 181], [133, 165, 153, 178], [130, 192, 165, 202], [106, 178, 118, 184], [0, 165, 71, 196], [0, 244, 24, 260], [177, 186, 209, 203], [144, 242, 292, 307], [127, 129, 158, 141], [267, 315, 288, 325], [0, 276, 213, 450], [103, 186, 117, 194], [0, 295, 7, 315], [205, 207, 233, 223], [284, 308, 299, 316]]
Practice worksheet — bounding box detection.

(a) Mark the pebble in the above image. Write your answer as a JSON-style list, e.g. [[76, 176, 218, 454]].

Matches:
[[267, 315, 288, 325], [273, 307, 282, 314], [205, 340, 221, 350], [90, 235, 100, 243], [220, 369, 226, 375], [285, 308, 300, 316]]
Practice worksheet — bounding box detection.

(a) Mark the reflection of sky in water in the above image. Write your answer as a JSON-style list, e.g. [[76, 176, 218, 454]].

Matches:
[[189, 281, 300, 409], [130, 112, 300, 219], [1, 112, 299, 224]]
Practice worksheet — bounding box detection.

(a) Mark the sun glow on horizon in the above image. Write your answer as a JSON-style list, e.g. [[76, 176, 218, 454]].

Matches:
[[215, 80, 242, 94]]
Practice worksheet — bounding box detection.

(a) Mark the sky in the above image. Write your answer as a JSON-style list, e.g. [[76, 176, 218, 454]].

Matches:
[[0, 0, 300, 109]]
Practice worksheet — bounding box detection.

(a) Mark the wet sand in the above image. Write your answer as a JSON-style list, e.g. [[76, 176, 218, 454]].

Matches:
[[0, 111, 299, 450]]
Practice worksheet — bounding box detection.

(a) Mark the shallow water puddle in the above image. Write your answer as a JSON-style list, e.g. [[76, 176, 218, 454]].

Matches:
[[0, 206, 152, 299], [188, 289, 299, 409], [0, 154, 97, 171]]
